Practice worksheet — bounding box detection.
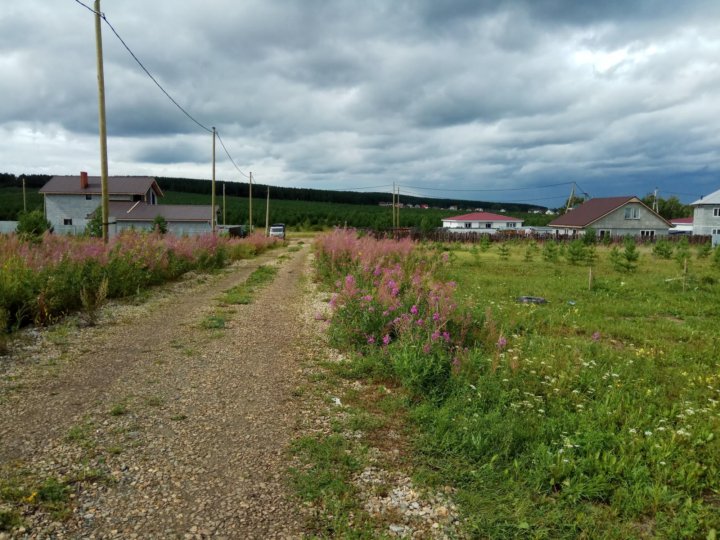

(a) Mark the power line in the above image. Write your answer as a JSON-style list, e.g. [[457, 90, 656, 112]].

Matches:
[[215, 131, 250, 179], [398, 181, 573, 192], [97, 14, 213, 134]]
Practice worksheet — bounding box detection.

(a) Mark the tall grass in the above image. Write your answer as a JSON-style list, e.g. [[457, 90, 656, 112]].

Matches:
[[314, 231, 720, 538], [0, 231, 279, 330]]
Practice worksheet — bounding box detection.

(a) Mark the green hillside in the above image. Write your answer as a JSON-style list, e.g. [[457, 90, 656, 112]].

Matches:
[[0, 172, 553, 228]]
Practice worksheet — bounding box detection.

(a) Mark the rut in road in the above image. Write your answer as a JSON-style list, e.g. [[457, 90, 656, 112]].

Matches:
[[0, 245, 310, 539]]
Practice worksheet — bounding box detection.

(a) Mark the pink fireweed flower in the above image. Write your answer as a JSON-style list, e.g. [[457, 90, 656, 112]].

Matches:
[[442, 331, 451, 342], [367, 335, 376, 344], [416, 319, 424, 326], [431, 331, 441, 341], [496, 336, 508, 350], [432, 312, 440, 321], [362, 295, 373, 302], [410, 305, 418, 315], [382, 334, 391, 345]]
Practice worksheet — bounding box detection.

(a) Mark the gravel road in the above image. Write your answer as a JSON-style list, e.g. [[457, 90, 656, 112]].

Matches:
[[0, 245, 310, 539]]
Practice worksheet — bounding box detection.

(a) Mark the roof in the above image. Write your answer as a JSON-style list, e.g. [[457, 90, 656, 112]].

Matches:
[[691, 188, 720, 206], [40, 176, 163, 197], [441, 211, 522, 222], [548, 196, 670, 228], [670, 217, 693, 224], [108, 202, 214, 222]]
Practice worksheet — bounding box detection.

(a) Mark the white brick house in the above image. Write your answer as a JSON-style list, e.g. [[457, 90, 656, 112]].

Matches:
[[691, 188, 720, 246]]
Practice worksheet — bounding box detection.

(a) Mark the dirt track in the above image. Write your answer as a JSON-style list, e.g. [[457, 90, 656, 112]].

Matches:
[[0, 245, 310, 539]]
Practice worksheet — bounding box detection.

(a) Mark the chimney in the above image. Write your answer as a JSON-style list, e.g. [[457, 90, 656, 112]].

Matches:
[[80, 171, 89, 189]]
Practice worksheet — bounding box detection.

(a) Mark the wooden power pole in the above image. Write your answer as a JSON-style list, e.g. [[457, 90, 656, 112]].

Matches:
[[94, 0, 110, 242], [265, 185, 270, 236], [211, 127, 216, 233], [248, 171, 253, 233], [222, 182, 226, 226]]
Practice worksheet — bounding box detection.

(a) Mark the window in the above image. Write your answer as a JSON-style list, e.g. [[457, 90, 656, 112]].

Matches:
[[85, 194, 92, 200], [624, 206, 640, 220], [640, 230, 655, 238], [714, 208, 720, 217], [599, 230, 611, 238], [713, 229, 720, 235], [507, 222, 516, 228], [464, 222, 472, 229], [485, 223, 492, 228], [63, 218, 73, 226]]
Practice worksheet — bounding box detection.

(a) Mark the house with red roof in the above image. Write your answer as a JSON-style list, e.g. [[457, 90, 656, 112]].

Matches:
[[441, 211, 523, 234], [669, 217, 693, 235], [549, 196, 671, 239], [39, 172, 216, 236]]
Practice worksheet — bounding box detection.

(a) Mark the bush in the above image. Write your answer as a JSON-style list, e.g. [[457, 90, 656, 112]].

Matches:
[[652, 238, 674, 259], [610, 238, 640, 272], [542, 241, 559, 263], [16, 210, 50, 239], [565, 240, 587, 265]]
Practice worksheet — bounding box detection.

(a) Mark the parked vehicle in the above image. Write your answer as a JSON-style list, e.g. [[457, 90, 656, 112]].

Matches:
[[269, 223, 286, 240]]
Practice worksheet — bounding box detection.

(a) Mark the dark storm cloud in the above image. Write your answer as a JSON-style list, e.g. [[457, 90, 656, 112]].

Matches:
[[134, 141, 207, 164], [1, 0, 719, 203]]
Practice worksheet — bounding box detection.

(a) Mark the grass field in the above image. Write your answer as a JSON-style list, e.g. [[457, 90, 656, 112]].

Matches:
[[312, 233, 720, 539], [417, 242, 720, 538]]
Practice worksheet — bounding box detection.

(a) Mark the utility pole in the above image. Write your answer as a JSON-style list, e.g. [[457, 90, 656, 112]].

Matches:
[[565, 182, 576, 214], [653, 187, 659, 213], [396, 185, 400, 228], [211, 127, 216, 233], [248, 171, 253, 233], [21, 175, 26, 213], [94, 0, 110, 242], [392, 182, 396, 228], [265, 185, 270, 236], [222, 182, 226, 226]]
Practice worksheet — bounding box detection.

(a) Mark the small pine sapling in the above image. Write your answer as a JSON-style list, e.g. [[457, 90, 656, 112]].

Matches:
[[652, 238, 674, 259], [497, 242, 510, 260], [542, 241, 559, 263]]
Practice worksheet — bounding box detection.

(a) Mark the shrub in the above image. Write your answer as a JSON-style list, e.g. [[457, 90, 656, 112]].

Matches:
[[153, 215, 169, 234], [16, 210, 50, 239], [497, 243, 510, 260], [610, 237, 639, 272], [542, 241, 559, 263], [583, 227, 597, 245], [652, 238, 674, 259], [695, 241, 712, 259], [565, 240, 587, 265], [675, 236, 691, 266]]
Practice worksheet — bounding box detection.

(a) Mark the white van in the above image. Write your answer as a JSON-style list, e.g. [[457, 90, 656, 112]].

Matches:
[[269, 223, 286, 240]]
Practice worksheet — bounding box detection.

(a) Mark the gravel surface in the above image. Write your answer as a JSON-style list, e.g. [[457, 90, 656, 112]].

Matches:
[[0, 245, 310, 539]]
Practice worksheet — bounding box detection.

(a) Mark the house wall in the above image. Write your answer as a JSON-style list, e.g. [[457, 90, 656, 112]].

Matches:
[[115, 221, 212, 236], [592, 203, 669, 237], [442, 220, 522, 233], [45, 194, 100, 235], [693, 205, 720, 245]]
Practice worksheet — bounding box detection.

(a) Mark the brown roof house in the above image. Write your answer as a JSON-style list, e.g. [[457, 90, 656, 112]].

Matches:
[[39, 172, 216, 236], [549, 196, 671, 240]]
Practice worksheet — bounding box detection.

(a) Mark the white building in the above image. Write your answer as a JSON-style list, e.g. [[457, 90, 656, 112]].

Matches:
[[691, 188, 720, 245], [39, 173, 215, 236], [441, 211, 523, 234]]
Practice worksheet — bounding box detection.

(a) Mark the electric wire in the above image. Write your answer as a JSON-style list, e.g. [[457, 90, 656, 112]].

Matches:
[[398, 181, 573, 192], [215, 131, 250, 179]]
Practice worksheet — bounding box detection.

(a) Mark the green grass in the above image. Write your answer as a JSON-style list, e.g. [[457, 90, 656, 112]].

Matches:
[[220, 265, 278, 305], [410, 244, 720, 539], [200, 313, 227, 329]]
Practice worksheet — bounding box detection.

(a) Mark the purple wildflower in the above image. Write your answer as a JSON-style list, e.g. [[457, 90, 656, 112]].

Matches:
[[496, 336, 508, 350], [410, 305, 418, 315], [367, 335, 376, 345], [432, 312, 440, 321], [382, 334, 391, 345]]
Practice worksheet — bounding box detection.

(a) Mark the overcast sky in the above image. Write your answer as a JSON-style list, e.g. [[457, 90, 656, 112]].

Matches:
[[1, 1, 719, 206]]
